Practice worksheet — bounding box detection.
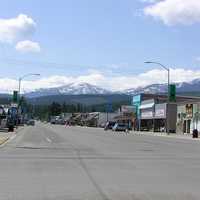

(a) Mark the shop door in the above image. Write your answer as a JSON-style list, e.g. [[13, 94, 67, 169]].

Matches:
[[183, 120, 186, 133], [187, 120, 191, 133]]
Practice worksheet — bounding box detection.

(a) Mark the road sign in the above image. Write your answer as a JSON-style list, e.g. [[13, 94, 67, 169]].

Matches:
[[13, 91, 18, 103], [169, 84, 176, 102]]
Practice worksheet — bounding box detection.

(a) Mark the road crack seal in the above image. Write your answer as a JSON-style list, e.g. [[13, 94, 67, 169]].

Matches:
[[76, 150, 110, 200]]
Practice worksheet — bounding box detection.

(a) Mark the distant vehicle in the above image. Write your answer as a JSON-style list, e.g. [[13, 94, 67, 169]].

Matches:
[[50, 117, 56, 124], [104, 121, 116, 130], [99, 122, 106, 128], [112, 123, 128, 132], [57, 118, 65, 125], [50, 116, 65, 125], [27, 119, 35, 126]]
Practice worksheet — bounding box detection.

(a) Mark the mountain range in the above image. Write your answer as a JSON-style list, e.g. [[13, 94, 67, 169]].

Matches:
[[24, 78, 200, 98], [26, 82, 112, 98], [0, 79, 199, 106]]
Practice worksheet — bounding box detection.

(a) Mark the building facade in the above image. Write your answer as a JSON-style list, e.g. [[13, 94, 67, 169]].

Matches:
[[133, 93, 200, 134]]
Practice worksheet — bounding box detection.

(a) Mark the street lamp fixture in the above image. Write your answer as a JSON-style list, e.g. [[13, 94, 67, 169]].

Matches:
[[18, 73, 41, 98], [17, 73, 40, 126], [144, 61, 170, 101]]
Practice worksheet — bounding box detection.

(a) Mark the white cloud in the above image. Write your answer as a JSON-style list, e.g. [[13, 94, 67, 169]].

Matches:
[[144, 0, 200, 25], [141, 0, 159, 3], [2, 68, 200, 93], [15, 40, 41, 53], [0, 14, 36, 43]]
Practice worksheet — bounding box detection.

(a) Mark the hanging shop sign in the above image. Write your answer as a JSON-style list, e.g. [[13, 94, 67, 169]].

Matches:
[[186, 104, 193, 118]]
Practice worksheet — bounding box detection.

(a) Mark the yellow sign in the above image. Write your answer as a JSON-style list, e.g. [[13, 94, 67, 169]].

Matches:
[[186, 104, 193, 118]]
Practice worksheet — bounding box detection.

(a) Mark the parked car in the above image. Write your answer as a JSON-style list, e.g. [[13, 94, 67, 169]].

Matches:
[[27, 119, 35, 126], [104, 121, 116, 130], [50, 117, 56, 124], [112, 123, 128, 132], [99, 122, 106, 128]]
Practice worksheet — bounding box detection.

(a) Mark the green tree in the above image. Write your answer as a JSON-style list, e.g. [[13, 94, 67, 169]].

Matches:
[[49, 102, 62, 116]]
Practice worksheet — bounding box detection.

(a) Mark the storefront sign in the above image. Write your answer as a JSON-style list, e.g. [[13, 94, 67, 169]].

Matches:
[[133, 95, 141, 104], [133, 95, 142, 118], [121, 105, 135, 113], [141, 110, 153, 119], [155, 109, 165, 118], [155, 104, 166, 118], [186, 104, 193, 118]]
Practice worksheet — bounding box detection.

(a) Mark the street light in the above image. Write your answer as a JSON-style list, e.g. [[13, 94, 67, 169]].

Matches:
[[144, 61, 170, 101], [18, 73, 40, 98], [144, 61, 170, 134], [17, 73, 40, 126]]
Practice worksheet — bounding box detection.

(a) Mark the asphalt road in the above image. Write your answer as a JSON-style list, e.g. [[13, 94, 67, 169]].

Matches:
[[0, 123, 200, 200]]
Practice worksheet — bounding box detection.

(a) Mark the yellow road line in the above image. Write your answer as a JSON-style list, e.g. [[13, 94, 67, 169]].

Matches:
[[0, 137, 9, 145]]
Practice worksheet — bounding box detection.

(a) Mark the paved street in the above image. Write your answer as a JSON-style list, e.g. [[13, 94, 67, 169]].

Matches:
[[0, 123, 200, 199]]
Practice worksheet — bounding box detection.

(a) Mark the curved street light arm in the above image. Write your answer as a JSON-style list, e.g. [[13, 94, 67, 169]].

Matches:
[[144, 61, 169, 71]]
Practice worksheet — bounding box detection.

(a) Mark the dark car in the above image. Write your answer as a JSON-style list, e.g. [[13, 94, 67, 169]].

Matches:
[[104, 121, 116, 130], [27, 119, 35, 126]]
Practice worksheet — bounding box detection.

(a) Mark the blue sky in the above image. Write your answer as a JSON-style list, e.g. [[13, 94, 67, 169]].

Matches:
[[1, 0, 200, 92]]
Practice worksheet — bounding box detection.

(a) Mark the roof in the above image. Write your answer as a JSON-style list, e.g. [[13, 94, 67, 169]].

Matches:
[[136, 93, 200, 104]]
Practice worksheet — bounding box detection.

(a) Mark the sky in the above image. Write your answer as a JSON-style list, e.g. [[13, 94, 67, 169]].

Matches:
[[1, 0, 200, 93]]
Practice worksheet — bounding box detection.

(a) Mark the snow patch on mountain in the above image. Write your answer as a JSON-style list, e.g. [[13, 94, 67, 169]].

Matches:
[[25, 78, 200, 98], [26, 82, 112, 98]]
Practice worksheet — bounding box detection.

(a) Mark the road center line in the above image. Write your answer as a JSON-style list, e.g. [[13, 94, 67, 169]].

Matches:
[[46, 137, 52, 143]]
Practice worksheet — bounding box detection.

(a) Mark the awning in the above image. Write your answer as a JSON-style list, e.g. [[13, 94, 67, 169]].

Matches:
[[114, 115, 134, 120], [139, 102, 154, 110]]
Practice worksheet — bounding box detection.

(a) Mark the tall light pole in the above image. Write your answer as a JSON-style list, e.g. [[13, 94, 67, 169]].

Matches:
[[18, 73, 40, 125], [144, 61, 170, 102], [144, 61, 170, 134], [18, 73, 40, 99]]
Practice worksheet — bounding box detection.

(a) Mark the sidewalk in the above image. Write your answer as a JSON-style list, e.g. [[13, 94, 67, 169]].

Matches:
[[0, 131, 14, 145], [0, 126, 24, 146], [132, 130, 200, 141]]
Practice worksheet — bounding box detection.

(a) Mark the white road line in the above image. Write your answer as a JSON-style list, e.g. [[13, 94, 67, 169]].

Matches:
[[46, 137, 52, 143]]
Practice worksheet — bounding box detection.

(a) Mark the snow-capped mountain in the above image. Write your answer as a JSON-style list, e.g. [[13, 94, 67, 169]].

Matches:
[[24, 78, 200, 98], [26, 82, 112, 98], [123, 78, 200, 95], [124, 83, 167, 95]]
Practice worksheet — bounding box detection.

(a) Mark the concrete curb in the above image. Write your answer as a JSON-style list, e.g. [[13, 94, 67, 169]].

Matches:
[[132, 131, 200, 141]]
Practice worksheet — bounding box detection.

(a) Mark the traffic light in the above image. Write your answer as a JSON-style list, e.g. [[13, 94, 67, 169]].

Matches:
[[169, 84, 176, 102], [13, 91, 18, 103]]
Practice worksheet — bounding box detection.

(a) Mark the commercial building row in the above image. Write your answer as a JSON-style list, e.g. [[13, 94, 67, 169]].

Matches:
[[132, 93, 200, 134]]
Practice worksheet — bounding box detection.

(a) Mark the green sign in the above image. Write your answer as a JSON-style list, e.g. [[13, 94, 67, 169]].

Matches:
[[13, 90, 18, 103], [169, 84, 176, 102]]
